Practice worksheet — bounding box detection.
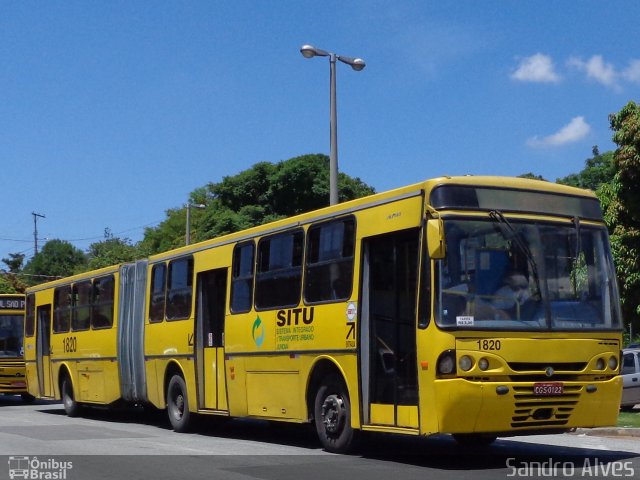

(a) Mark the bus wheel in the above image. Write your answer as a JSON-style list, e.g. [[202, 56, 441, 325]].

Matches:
[[21, 393, 36, 403], [167, 375, 192, 432], [314, 374, 357, 453], [61, 376, 81, 417], [452, 433, 497, 447]]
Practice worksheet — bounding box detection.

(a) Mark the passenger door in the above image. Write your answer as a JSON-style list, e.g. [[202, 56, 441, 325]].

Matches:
[[35, 304, 53, 398], [360, 229, 420, 428], [195, 268, 228, 411]]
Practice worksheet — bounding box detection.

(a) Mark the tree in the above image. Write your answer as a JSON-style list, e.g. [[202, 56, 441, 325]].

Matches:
[[0, 275, 17, 294], [137, 207, 193, 257], [604, 101, 640, 339], [557, 146, 616, 191], [22, 239, 87, 285], [518, 172, 547, 181], [140, 154, 375, 254], [85, 229, 139, 271], [2, 253, 25, 273], [0, 253, 27, 292]]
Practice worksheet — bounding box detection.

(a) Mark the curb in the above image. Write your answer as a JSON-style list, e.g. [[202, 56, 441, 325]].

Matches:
[[573, 428, 640, 438]]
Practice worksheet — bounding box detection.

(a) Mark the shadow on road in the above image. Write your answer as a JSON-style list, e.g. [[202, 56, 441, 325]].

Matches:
[[32, 402, 640, 470]]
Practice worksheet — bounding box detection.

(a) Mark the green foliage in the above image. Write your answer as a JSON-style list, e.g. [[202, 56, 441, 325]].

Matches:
[[86, 231, 139, 270], [617, 411, 640, 427], [137, 207, 191, 256], [2, 253, 25, 273], [605, 101, 640, 334], [140, 154, 375, 254], [518, 172, 547, 181], [557, 146, 616, 191], [0, 275, 18, 294], [22, 239, 87, 285], [0, 253, 26, 292]]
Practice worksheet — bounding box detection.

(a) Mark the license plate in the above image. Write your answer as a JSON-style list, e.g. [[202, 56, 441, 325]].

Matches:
[[533, 382, 563, 396]]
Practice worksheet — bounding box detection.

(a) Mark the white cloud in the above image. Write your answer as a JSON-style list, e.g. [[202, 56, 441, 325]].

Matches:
[[527, 116, 591, 148], [511, 54, 561, 83], [568, 55, 620, 90], [622, 59, 640, 83]]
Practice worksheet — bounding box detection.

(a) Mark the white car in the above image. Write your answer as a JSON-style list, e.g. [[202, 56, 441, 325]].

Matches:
[[621, 348, 640, 411]]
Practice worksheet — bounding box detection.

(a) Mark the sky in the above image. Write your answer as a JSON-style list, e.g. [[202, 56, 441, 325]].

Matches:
[[1, 1, 639, 266]]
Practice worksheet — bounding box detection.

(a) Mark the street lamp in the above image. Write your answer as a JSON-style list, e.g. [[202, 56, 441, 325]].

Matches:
[[185, 203, 205, 246], [300, 44, 365, 206]]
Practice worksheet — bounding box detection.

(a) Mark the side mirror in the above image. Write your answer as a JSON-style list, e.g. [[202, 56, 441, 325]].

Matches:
[[427, 218, 446, 259]]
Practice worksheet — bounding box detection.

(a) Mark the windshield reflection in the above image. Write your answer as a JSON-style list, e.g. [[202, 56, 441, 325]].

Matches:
[[437, 219, 621, 331]]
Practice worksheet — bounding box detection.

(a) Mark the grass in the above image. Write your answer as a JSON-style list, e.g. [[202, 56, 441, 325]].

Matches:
[[617, 409, 640, 428]]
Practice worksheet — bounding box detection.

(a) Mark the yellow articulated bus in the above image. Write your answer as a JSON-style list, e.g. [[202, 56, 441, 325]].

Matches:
[[24, 176, 623, 452], [0, 294, 33, 401]]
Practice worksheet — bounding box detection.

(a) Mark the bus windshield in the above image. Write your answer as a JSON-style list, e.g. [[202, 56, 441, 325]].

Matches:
[[437, 217, 621, 331], [0, 314, 24, 357]]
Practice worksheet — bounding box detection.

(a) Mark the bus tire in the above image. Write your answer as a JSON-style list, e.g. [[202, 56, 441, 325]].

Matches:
[[167, 375, 192, 433], [61, 376, 81, 417], [314, 374, 357, 453], [452, 433, 497, 447]]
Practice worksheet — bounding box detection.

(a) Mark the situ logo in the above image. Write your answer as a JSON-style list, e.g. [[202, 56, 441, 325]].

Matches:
[[252, 316, 265, 347], [8, 456, 73, 479]]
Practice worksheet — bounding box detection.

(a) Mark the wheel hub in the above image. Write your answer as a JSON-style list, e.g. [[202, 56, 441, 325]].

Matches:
[[321, 394, 345, 434]]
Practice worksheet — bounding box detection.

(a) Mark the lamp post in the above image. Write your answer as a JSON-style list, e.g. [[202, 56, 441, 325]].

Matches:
[[300, 45, 365, 206], [185, 203, 205, 246]]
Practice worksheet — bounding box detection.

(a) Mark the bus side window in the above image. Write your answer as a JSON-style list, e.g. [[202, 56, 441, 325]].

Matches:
[[92, 275, 114, 329], [231, 242, 255, 313], [255, 230, 304, 309], [304, 217, 355, 303], [149, 263, 167, 323], [25, 294, 35, 337], [166, 257, 194, 321], [72, 280, 92, 331], [53, 285, 71, 333]]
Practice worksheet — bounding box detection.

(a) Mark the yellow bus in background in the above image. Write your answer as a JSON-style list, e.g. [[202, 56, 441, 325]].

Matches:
[[25, 176, 623, 452], [0, 294, 33, 401]]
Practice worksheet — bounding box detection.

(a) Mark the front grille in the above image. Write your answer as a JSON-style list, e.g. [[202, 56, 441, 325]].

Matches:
[[509, 362, 587, 372], [510, 384, 582, 428], [0, 359, 24, 368]]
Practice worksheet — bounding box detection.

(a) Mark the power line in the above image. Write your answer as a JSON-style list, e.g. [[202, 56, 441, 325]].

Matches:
[[0, 237, 32, 243]]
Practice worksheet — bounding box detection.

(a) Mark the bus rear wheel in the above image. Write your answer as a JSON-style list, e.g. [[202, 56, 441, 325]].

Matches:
[[61, 376, 81, 417], [167, 375, 192, 432], [314, 374, 357, 453]]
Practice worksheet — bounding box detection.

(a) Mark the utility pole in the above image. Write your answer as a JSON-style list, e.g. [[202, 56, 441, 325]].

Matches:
[[32, 212, 45, 255]]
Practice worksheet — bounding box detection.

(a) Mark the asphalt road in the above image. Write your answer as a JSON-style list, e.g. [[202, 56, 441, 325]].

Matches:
[[1, 396, 639, 480]]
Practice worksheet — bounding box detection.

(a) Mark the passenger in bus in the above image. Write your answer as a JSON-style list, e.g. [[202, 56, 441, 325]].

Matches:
[[491, 271, 535, 319]]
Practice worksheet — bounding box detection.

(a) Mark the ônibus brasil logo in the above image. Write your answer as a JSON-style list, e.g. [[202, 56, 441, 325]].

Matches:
[[8, 456, 73, 479], [252, 316, 265, 347]]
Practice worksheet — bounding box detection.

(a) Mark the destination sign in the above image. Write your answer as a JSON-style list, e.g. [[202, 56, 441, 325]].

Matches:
[[0, 296, 25, 310]]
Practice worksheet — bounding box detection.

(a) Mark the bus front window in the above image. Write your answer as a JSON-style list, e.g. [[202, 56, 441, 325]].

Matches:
[[0, 314, 24, 357], [436, 218, 621, 331]]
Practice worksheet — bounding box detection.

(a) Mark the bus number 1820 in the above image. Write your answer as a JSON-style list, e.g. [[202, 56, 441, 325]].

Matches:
[[477, 339, 501, 351], [62, 337, 77, 353]]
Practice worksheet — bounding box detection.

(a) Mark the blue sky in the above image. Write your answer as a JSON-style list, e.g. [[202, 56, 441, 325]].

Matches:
[[1, 1, 639, 265]]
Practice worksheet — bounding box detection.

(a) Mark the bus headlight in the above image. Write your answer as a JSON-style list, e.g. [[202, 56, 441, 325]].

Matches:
[[459, 355, 473, 372], [595, 358, 605, 370], [478, 357, 489, 371], [437, 350, 456, 376], [608, 356, 618, 370]]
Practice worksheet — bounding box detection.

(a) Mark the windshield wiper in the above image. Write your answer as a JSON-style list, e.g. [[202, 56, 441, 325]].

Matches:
[[489, 210, 542, 300]]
